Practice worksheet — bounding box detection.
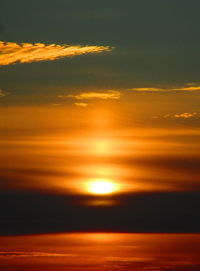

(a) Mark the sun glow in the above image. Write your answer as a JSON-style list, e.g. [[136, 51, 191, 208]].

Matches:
[[87, 179, 118, 195]]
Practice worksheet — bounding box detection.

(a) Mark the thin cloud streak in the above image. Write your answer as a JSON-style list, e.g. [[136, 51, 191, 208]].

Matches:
[[0, 41, 112, 65], [59, 90, 121, 100], [164, 112, 198, 119], [0, 252, 75, 258], [129, 84, 200, 92], [106, 257, 154, 263]]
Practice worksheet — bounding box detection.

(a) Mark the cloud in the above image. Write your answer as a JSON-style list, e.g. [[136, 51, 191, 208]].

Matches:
[[59, 90, 121, 100], [0, 90, 5, 97], [164, 112, 198, 119], [74, 102, 88, 107], [0, 252, 75, 258], [0, 41, 112, 65], [106, 257, 154, 263], [129, 84, 200, 92], [174, 112, 198, 118], [129, 87, 163, 92]]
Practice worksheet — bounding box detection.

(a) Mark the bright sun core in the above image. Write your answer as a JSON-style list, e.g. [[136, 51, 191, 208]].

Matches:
[[87, 179, 118, 195]]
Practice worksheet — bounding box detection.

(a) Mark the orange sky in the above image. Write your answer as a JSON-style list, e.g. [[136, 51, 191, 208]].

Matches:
[[0, 100, 199, 195], [0, 233, 200, 271]]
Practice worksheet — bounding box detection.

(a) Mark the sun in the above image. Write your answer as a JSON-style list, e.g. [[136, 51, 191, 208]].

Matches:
[[87, 179, 118, 195]]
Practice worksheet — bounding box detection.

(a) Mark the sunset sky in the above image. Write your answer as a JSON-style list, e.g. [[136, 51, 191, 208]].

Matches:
[[1, 2, 200, 271], [0, 0, 200, 235]]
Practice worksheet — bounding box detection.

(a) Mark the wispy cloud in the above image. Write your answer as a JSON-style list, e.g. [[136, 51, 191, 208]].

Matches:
[[0, 90, 6, 97], [129, 87, 163, 92], [106, 256, 154, 263], [164, 112, 198, 119], [129, 84, 200, 92], [0, 252, 75, 258], [74, 102, 88, 107], [59, 90, 121, 100], [0, 41, 112, 65]]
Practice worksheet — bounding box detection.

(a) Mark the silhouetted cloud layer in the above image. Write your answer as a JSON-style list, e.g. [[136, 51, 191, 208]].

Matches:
[[0, 191, 199, 235], [0, 41, 112, 65]]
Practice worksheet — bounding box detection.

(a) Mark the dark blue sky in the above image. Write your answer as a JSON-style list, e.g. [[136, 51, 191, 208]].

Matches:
[[1, 0, 200, 104]]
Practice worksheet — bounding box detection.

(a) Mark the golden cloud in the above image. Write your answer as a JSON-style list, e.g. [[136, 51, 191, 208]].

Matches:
[[177, 85, 200, 91], [0, 41, 112, 65], [129, 87, 162, 92], [74, 102, 88, 107], [129, 84, 200, 92], [0, 90, 5, 97], [60, 90, 121, 100], [164, 112, 198, 119], [174, 112, 197, 119]]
